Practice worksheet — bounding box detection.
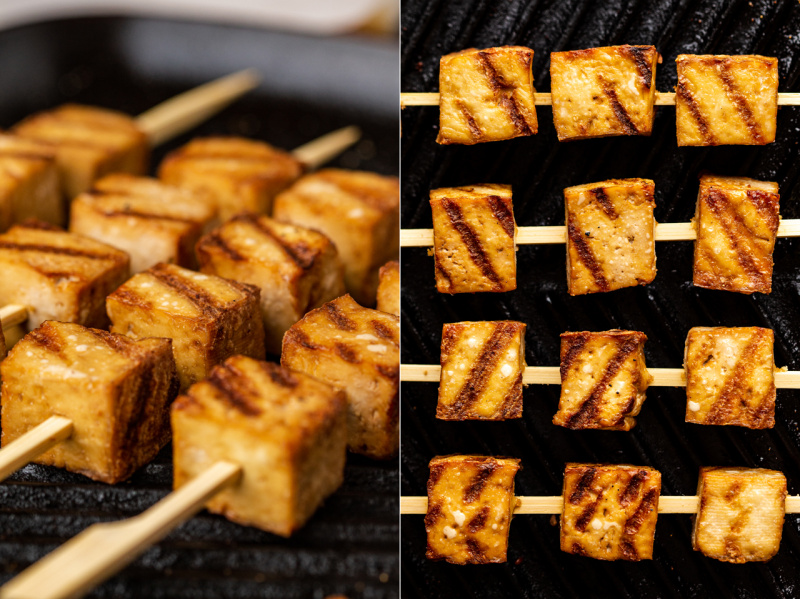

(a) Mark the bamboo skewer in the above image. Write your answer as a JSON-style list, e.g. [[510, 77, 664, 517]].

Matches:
[[0, 460, 242, 599], [0, 305, 28, 330], [291, 125, 361, 169], [0, 416, 73, 482]]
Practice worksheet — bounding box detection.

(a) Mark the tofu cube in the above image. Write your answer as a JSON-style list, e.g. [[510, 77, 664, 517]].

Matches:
[[376, 260, 399, 316], [13, 104, 148, 199], [693, 174, 779, 294], [684, 327, 776, 428], [437, 321, 526, 420], [70, 174, 216, 273], [693, 467, 786, 562], [565, 178, 656, 295], [158, 137, 304, 222], [425, 455, 520, 564], [676, 54, 778, 146], [0, 133, 61, 230], [0, 220, 129, 330], [550, 45, 660, 141], [171, 356, 347, 536], [273, 168, 399, 306], [554, 330, 652, 430], [561, 463, 661, 561], [107, 262, 265, 391], [196, 213, 345, 354], [437, 46, 538, 145], [281, 294, 399, 459], [430, 184, 516, 294], [1, 321, 178, 483]]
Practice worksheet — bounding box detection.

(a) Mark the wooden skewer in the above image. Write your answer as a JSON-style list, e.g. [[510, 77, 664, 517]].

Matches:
[[0, 416, 73, 482], [135, 69, 261, 147], [401, 219, 800, 247], [401, 91, 800, 108], [0, 304, 27, 330], [291, 126, 362, 169], [0, 460, 242, 599]]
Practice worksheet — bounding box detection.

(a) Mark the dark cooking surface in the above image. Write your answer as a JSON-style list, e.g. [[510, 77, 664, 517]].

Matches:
[[401, 1, 800, 597], [0, 16, 398, 599]]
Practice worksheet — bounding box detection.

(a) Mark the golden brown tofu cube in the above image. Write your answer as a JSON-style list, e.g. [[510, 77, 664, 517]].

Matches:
[[1, 321, 177, 483], [171, 356, 347, 536], [0, 220, 129, 330], [565, 178, 656, 296], [430, 184, 516, 294], [273, 168, 399, 306], [159, 137, 303, 222], [425, 455, 520, 564], [554, 330, 652, 430], [550, 45, 659, 141], [196, 213, 345, 354], [437, 321, 526, 420], [676, 55, 778, 146], [376, 260, 399, 316], [693, 175, 779, 294], [437, 47, 538, 145], [13, 104, 148, 199], [561, 463, 661, 561], [107, 262, 266, 391], [684, 327, 776, 429], [693, 467, 786, 562], [0, 133, 61, 230], [282, 294, 398, 459]]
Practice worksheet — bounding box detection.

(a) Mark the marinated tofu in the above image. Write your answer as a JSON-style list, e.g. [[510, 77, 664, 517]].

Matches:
[[172, 356, 347, 536], [281, 294, 399, 460], [70, 173, 216, 273], [693, 174, 779, 294], [554, 330, 652, 431], [676, 54, 778, 146], [376, 260, 399, 316], [437, 321, 526, 420], [0, 220, 129, 330], [159, 136, 304, 222], [273, 168, 399, 306], [430, 184, 516, 294], [550, 45, 660, 141], [196, 213, 345, 354], [107, 263, 265, 391], [565, 178, 656, 295], [1, 321, 178, 483], [437, 46, 538, 145], [0, 133, 61, 230], [425, 455, 521, 564], [693, 467, 786, 562], [561, 463, 661, 561], [684, 327, 776, 429], [13, 104, 148, 199]]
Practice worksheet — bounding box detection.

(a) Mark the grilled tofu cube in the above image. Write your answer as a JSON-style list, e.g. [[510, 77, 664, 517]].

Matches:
[[676, 55, 778, 146], [684, 327, 776, 428], [693, 175, 779, 294], [554, 330, 652, 430], [13, 104, 148, 199], [437, 46, 538, 145], [282, 294, 399, 459], [565, 178, 656, 295], [171, 356, 347, 536], [376, 260, 399, 316], [1, 321, 177, 483], [0, 220, 129, 330], [425, 455, 521, 564], [0, 133, 61, 230], [159, 137, 303, 222], [430, 184, 516, 294], [693, 467, 786, 562], [550, 45, 660, 141], [70, 174, 215, 274], [107, 263, 265, 391], [196, 213, 345, 354], [561, 463, 661, 561], [437, 321, 526, 420], [273, 168, 399, 306]]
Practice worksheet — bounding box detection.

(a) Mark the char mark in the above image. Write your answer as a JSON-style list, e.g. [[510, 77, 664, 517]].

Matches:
[[0, 241, 112, 260], [623, 487, 658, 538], [27, 327, 63, 355], [568, 467, 597, 504], [424, 502, 442, 528], [149, 264, 223, 315], [371, 319, 398, 343], [334, 342, 359, 363], [677, 79, 715, 145], [237, 213, 318, 269], [207, 362, 262, 416], [97, 208, 198, 224], [201, 232, 246, 261], [574, 495, 602, 532], [463, 460, 499, 503], [560, 333, 590, 381], [258, 362, 299, 388], [718, 60, 764, 144], [487, 196, 516, 238], [322, 302, 357, 331], [602, 87, 639, 135], [590, 187, 618, 220], [567, 218, 609, 292], [468, 506, 490, 533], [441, 198, 502, 287], [622, 46, 654, 89], [619, 471, 647, 506], [456, 100, 483, 142]]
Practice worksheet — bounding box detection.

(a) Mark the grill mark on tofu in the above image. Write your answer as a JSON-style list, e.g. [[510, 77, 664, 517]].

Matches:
[[201, 232, 246, 261], [569, 467, 597, 504], [428, 463, 445, 488], [236, 214, 318, 270], [746, 190, 781, 231], [677, 79, 715, 145], [27, 327, 63, 354], [561, 333, 590, 382], [207, 362, 262, 416], [93, 208, 199, 224], [149, 265, 224, 317], [322, 302, 357, 331], [434, 263, 454, 289], [85, 328, 147, 360], [456, 100, 483, 142], [371, 320, 398, 343], [575, 492, 604, 532], [619, 488, 658, 560], [441, 198, 502, 286], [257, 362, 299, 388], [717, 59, 764, 144], [570, 542, 587, 556], [567, 218, 609, 292], [465, 539, 482, 561], [622, 46, 653, 90], [424, 501, 442, 528], [463, 461, 499, 503], [477, 52, 534, 136], [602, 86, 639, 135], [119, 365, 157, 459], [0, 241, 114, 260], [487, 196, 516, 238], [619, 470, 647, 506], [468, 507, 490, 533], [334, 342, 359, 363], [283, 328, 321, 351], [590, 187, 618, 220]]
